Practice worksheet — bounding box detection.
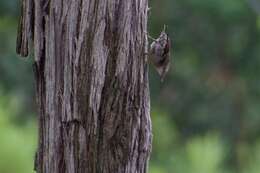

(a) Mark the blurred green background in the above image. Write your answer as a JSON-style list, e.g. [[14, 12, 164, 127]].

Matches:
[[1, 0, 260, 173]]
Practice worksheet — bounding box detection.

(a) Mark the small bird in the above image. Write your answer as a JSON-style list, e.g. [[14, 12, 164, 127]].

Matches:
[[148, 26, 171, 82]]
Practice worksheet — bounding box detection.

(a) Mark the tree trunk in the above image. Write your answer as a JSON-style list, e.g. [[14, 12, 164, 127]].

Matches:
[[17, 0, 152, 173]]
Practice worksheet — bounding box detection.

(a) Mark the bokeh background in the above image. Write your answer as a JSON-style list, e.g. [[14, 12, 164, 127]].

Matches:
[[1, 0, 260, 173]]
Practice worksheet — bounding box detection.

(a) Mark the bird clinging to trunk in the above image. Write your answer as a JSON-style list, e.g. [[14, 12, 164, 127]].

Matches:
[[147, 25, 171, 82]]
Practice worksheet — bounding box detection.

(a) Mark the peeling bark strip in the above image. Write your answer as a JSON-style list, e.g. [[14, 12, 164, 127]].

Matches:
[[17, 0, 152, 172], [16, 0, 34, 57]]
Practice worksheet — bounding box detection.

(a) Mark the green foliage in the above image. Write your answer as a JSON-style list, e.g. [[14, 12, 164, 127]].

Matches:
[[185, 134, 225, 173], [149, 2, 260, 172], [151, 110, 228, 173], [244, 141, 260, 173], [0, 92, 37, 173], [152, 110, 178, 160]]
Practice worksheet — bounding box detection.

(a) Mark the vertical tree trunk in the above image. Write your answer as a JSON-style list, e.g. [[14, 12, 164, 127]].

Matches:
[[17, 0, 152, 173]]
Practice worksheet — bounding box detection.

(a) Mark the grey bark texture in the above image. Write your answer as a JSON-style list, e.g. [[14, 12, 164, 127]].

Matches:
[[16, 0, 152, 173]]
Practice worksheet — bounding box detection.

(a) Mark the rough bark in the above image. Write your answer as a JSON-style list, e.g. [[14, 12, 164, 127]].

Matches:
[[17, 0, 152, 173]]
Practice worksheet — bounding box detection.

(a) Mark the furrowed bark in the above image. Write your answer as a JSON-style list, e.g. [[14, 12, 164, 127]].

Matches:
[[18, 0, 152, 172]]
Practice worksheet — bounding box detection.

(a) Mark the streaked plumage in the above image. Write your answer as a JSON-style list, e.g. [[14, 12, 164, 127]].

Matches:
[[149, 28, 171, 82]]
